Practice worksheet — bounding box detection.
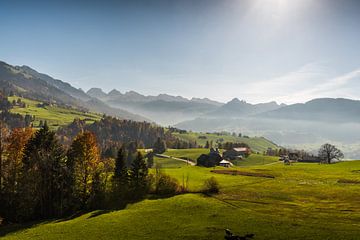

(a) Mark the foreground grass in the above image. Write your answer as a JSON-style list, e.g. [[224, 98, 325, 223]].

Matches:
[[2, 161, 360, 239], [8, 96, 101, 129]]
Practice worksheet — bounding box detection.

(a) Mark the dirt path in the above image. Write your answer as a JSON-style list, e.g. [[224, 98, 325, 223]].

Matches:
[[155, 154, 196, 166]]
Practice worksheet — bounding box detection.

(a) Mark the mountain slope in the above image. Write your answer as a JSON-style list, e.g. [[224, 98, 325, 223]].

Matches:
[[0, 61, 148, 121], [258, 98, 360, 122], [87, 88, 224, 125], [205, 98, 283, 117]]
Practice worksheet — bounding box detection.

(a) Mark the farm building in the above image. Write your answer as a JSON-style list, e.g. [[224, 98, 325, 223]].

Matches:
[[223, 147, 251, 160], [219, 160, 233, 168]]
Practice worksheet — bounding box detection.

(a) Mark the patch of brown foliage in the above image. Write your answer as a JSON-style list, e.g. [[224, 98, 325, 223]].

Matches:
[[210, 170, 275, 179]]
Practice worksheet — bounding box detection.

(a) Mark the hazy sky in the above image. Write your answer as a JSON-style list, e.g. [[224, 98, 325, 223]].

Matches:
[[1, 0, 360, 104]]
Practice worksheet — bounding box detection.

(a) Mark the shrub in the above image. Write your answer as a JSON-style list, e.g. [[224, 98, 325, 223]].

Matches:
[[156, 174, 179, 195], [203, 177, 220, 194]]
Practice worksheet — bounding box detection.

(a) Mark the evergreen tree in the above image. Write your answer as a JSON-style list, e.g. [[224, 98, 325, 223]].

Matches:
[[153, 137, 166, 154], [146, 152, 154, 168], [111, 148, 129, 207], [129, 152, 149, 199], [18, 124, 68, 221], [114, 148, 128, 179]]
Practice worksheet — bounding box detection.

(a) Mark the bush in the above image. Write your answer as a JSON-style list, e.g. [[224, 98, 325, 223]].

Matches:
[[203, 177, 220, 194], [151, 170, 180, 196]]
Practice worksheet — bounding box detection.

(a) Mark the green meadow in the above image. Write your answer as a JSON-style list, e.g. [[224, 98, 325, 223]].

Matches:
[[8, 96, 101, 129], [2, 152, 359, 240], [173, 131, 278, 153]]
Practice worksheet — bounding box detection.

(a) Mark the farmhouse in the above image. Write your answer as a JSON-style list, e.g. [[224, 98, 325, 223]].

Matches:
[[219, 160, 233, 168], [223, 147, 250, 160]]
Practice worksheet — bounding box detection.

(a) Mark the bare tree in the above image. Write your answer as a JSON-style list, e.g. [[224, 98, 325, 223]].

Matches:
[[318, 143, 344, 164]]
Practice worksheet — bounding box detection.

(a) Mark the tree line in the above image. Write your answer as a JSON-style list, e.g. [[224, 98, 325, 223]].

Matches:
[[0, 124, 174, 223]]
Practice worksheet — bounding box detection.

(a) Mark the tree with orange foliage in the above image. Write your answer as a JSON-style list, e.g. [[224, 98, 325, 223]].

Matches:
[[67, 131, 101, 208], [0, 128, 33, 220]]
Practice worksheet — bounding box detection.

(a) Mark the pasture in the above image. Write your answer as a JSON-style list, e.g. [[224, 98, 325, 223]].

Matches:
[[172, 131, 278, 153], [1, 155, 359, 240], [8, 96, 101, 129]]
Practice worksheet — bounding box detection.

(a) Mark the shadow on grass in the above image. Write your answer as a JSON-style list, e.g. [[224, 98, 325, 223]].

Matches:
[[0, 220, 51, 237], [0, 193, 184, 237], [87, 210, 114, 219]]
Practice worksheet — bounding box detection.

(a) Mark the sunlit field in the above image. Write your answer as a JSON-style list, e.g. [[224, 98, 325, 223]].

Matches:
[[2, 155, 359, 240]]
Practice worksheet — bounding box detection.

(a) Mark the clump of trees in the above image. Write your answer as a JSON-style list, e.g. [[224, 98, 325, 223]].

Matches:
[[197, 149, 222, 167], [57, 117, 197, 150], [0, 124, 156, 223]]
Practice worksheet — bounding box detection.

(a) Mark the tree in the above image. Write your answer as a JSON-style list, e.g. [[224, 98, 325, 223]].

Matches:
[[18, 124, 68, 221], [318, 143, 344, 164], [153, 137, 166, 154], [111, 148, 129, 206], [0, 122, 9, 192], [146, 152, 154, 168], [1, 128, 33, 219], [114, 148, 128, 180], [67, 131, 101, 208], [129, 152, 149, 199]]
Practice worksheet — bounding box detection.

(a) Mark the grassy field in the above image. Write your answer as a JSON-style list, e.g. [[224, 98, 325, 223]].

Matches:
[[2, 158, 360, 240], [8, 96, 101, 129], [173, 132, 278, 153], [164, 148, 215, 161], [234, 154, 279, 166], [159, 149, 278, 167]]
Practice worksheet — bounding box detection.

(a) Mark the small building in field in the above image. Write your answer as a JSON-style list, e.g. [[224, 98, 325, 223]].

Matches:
[[223, 147, 251, 160], [219, 160, 233, 168]]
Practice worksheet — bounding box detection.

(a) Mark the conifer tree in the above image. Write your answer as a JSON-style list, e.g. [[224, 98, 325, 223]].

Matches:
[[129, 152, 149, 199]]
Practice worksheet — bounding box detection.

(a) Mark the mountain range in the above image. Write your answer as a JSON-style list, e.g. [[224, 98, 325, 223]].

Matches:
[[1, 60, 360, 157]]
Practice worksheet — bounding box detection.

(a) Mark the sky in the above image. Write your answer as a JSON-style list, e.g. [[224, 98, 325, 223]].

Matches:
[[1, 0, 360, 104]]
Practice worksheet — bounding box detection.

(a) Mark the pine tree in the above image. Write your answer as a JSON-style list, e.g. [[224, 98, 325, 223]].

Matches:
[[129, 152, 149, 199], [18, 124, 68, 221], [153, 137, 166, 154], [111, 148, 129, 207], [114, 148, 128, 179]]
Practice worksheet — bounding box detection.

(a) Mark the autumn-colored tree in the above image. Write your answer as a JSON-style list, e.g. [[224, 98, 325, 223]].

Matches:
[[0, 122, 9, 191], [67, 131, 101, 208], [0, 128, 33, 218]]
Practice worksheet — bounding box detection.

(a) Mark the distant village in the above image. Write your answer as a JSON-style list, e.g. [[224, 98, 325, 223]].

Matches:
[[197, 146, 322, 168]]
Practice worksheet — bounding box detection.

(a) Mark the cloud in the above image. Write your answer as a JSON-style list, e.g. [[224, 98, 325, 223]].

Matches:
[[239, 63, 360, 104], [280, 68, 360, 103]]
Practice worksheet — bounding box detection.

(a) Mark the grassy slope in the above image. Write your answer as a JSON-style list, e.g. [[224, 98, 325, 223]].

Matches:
[[160, 149, 278, 167], [2, 161, 360, 240], [8, 96, 101, 129], [164, 148, 213, 161], [173, 132, 278, 153]]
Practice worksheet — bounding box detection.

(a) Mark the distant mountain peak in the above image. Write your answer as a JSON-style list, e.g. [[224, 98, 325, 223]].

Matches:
[[227, 98, 247, 105], [87, 88, 107, 97], [108, 89, 122, 96]]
